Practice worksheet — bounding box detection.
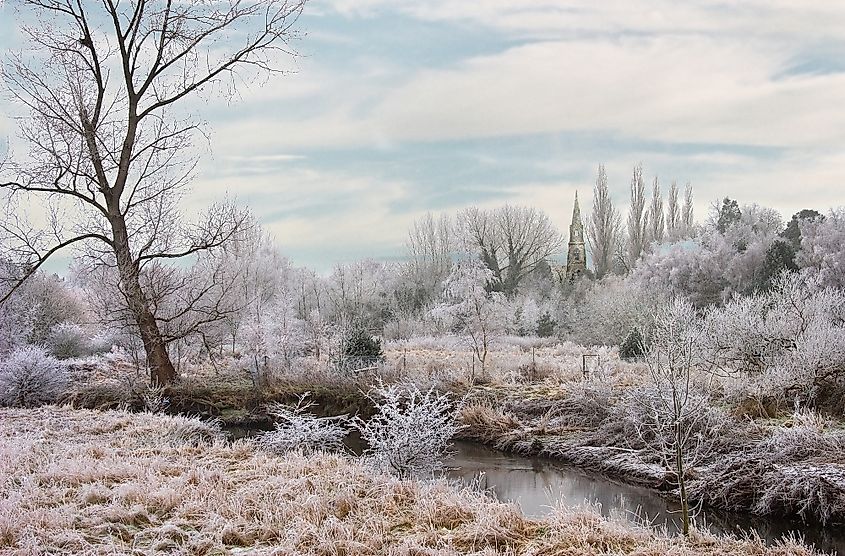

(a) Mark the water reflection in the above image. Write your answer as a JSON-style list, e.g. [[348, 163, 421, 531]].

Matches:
[[446, 441, 843, 555]]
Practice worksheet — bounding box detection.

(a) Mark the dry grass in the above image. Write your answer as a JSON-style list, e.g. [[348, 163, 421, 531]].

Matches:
[[0, 406, 826, 555], [458, 404, 524, 443]]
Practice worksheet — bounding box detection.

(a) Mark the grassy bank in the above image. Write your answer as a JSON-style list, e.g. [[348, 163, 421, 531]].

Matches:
[[60, 342, 845, 528], [0, 406, 826, 555]]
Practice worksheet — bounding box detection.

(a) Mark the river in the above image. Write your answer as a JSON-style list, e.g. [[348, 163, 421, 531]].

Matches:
[[446, 440, 843, 555]]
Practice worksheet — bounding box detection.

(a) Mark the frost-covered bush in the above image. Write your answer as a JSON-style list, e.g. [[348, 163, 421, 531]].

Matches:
[[258, 394, 351, 454], [356, 384, 462, 478], [705, 271, 845, 408], [614, 385, 734, 466], [563, 277, 656, 346], [88, 331, 118, 354], [619, 327, 645, 361], [0, 345, 67, 407], [45, 322, 92, 359]]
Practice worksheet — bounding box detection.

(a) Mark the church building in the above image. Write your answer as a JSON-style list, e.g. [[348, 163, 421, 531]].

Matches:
[[566, 192, 587, 281]]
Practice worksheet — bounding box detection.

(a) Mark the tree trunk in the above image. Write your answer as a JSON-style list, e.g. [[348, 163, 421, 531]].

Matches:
[[675, 420, 690, 536], [111, 217, 177, 386]]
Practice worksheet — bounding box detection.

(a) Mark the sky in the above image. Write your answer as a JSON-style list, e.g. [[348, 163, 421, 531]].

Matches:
[[2, 1, 845, 271]]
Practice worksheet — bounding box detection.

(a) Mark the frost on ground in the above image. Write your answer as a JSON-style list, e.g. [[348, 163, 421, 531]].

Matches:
[[0, 406, 827, 555]]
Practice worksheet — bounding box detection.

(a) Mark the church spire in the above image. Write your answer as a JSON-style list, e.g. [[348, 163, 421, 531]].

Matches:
[[570, 191, 584, 243], [566, 191, 587, 280]]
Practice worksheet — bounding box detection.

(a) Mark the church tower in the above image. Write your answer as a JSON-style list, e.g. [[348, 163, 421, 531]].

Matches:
[[566, 192, 587, 281]]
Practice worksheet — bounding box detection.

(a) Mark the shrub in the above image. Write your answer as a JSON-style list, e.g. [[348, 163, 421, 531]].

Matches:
[[45, 322, 92, 359], [356, 383, 461, 478], [343, 329, 383, 359], [619, 327, 645, 361], [537, 312, 557, 337], [338, 329, 384, 373], [613, 385, 734, 466], [257, 394, 351, 454], [0, 345, 67, 407]]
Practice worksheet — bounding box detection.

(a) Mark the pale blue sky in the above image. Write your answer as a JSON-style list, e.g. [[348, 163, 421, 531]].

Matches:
[[3, 1, 845, 271]]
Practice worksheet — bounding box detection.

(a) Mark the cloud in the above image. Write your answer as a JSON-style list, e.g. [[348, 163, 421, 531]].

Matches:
[[209, 25, 845, 152], [326, 0, 845, 43], [5, 0, 844, 271]]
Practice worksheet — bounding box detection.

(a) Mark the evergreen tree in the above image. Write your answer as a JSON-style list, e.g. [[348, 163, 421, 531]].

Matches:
[[619, 326, 645, 361], [716, 198, 742, 234]]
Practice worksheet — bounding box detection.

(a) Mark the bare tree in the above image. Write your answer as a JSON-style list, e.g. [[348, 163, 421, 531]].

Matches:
[[586, 164, 622, 279], [431, 259, 506, 377], [647, 176, 665, 245], [682, 183, 695, 236], [405, 212, 453, 308], [625, 164, 647, 269], [666, 181, 680, 238], [639, 299, 716, 536], [458, 205, 562, 296], [0, 0, 305, 385]]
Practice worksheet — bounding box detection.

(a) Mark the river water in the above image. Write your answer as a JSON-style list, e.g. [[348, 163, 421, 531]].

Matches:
[[446, 441, 843, 555]]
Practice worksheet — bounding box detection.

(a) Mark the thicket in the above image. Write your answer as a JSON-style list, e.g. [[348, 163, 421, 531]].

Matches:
[[357, 384, 462, 478], [0, 346, 67, 407]]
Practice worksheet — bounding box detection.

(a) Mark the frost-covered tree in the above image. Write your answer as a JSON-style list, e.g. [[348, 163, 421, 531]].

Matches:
[[431, 259, 507, 375], [714, 198, 742, 234], [587, 164, 623, 279], [0, 261, 37, 355], [666, 181, 681, 239], [635, 203, 783, 305], [646, 177, 665, 246], [325, 259, 394, 340], [681, 183, 695, 236], [639, 299, 717, 536], [210, 227, 291, 354], [0, 261, 89, 355], [457, 205, 562, 296], [0, 0, 305, 385], [242, 295, 306, 385], [563, 276, 657, 346], [356, 384, 461, 479], [704, 272, 845, 407], [404, 212, 453, 309], [625, 164, 648, 269], [72, 238, 247, 372], [633, 239, 728, 307], [797, 208, 845, 289]]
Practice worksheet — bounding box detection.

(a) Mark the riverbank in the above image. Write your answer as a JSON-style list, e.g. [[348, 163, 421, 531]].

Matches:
[[458, 381, 845, 527], [0, 406, 826, 555], [61, 345, 845, 529]]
